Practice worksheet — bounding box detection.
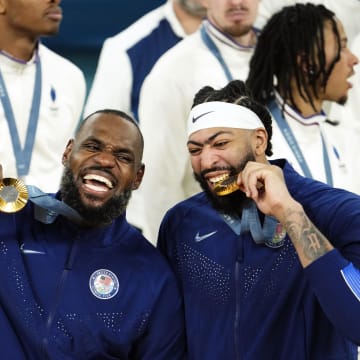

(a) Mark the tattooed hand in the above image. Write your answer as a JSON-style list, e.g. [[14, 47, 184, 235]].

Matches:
[[238, 161, 334, 267]]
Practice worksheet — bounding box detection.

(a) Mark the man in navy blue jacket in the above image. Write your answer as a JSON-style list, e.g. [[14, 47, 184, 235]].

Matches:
[[158, 80, 360, 359], [0, 109, 185, 359]]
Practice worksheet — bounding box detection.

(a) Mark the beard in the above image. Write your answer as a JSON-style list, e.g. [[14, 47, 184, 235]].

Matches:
[[60, 167, 132, 226], [336, 95, 347, 106], [224, 24, 253, 39], [194, 152, 255, 216]]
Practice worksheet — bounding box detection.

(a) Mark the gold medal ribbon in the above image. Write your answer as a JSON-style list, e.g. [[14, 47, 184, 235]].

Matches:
[[0, 178, 84, 224]]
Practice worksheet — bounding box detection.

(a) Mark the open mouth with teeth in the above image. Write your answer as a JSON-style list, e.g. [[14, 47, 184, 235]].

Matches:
[[212, 174, 240, 196], [83, 174, 114, 192]]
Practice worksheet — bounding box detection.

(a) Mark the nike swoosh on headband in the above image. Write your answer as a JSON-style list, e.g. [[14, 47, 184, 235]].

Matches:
[[192, 111, 215, 123]]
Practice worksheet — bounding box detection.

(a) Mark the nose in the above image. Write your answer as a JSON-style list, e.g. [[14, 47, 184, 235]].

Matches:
[[230, 0, 245, 7], [200, 147, 220, 169], [93, 150, 117, 168], [349, 49, 359, 67]]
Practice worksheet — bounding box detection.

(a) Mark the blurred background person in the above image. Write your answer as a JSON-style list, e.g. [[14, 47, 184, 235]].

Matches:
[[256, 0, 360, 47], [0, 0, 86, 192], [246, 3, 359, 194], [84, 0, 206, 121]]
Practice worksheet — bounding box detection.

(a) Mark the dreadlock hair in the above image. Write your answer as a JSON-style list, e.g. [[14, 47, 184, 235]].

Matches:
[[246, 3, 341, 113], [191, 79, 273, 156]]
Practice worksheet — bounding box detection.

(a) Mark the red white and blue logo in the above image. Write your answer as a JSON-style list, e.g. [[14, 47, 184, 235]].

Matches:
[[265, 223, 287, 248], [89, 269, 119, 300]]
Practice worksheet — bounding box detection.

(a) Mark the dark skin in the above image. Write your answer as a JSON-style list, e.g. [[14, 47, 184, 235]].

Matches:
[[0, 112, 145, 226], [0, 0, 62, 61], [60, 113, 145, 226]]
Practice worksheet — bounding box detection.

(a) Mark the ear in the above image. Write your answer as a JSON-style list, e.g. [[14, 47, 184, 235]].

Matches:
[[298, 53, 316, 79], [0, 0, 7, 14], [132, 163, 145, 190], [0, 0, 8, 15], [62, 139, 74, 166], [253, 128, 268, 156]]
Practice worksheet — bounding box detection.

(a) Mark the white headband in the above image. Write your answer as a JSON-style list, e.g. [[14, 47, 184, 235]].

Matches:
[[187, 101, 264, 137]]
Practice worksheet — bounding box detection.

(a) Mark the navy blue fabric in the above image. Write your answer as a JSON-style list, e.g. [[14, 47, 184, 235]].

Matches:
[[158, 159, 360, 360], [0, 201, 185, 359], [127, 18, 181, 120]]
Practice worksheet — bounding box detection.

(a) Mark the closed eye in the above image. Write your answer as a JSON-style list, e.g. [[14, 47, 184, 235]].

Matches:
[[188, 147, 202, 156], [114, 152, 133, 163], [82, 142, 101, 152], [214, 140, 229, 148]]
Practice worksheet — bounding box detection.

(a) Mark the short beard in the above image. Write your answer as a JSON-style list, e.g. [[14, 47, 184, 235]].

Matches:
[[336, 95, 347, 106], [60, 167, 131, 226], [194, 152, 255, 216], [224, 24, 253, 39]]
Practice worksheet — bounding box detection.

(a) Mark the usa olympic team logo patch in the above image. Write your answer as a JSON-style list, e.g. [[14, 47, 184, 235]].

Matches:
[[89, 269, 119, 300], [265, 223, 287, 248]]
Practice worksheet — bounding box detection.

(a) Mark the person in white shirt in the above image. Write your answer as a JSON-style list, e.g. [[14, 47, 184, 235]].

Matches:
[[135, 0, 260, 243], [84, 0, 205, 121], [328, 33, 360, 201], [256, 0, 360, 47], [246, 3, 359, 194], [0, 0, 86, 192]]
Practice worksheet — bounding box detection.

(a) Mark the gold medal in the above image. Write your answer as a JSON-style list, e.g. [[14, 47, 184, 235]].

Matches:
[[214, 174, 239, 196], [0, 178, 29, 213]]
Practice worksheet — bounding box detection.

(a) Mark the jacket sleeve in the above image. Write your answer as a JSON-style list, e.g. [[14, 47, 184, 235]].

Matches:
[[133, 269, 186, 359], [304, 249, 360, 344], [284, 165, 360, 344], [300, 182, 360, 345]]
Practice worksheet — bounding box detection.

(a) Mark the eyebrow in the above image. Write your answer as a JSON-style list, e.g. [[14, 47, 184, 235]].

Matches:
[[83, 136, 134, 155], [187, 130, 234, 146]]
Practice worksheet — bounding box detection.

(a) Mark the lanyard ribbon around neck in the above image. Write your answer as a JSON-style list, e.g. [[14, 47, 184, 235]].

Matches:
[[220, 201, 278, 244], [268, 100, 333, 186], [26, 185, 84, 224], [200, 25, 233, 82], [0, 55, 42, 177]]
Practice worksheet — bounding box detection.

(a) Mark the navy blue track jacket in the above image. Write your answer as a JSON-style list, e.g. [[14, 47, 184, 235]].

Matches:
[[0, 199, 185, 359], [158, 159, 360, 359]]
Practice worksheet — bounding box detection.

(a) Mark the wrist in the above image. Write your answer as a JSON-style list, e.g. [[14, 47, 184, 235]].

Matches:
[[274, 199, 303, 225]]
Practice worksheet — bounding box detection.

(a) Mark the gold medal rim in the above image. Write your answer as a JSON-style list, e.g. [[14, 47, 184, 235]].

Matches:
[[0, 178, 29, 213]]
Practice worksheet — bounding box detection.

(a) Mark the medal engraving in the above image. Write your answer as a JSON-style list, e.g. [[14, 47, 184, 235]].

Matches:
[[0, 178, 29, 213]]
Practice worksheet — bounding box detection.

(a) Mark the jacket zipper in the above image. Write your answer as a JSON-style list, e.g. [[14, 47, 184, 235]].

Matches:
[[42, 238, 78, 357], [234, 234, 244, 360]]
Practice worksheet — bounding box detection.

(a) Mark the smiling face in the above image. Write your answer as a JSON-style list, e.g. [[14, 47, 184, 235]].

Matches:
[[61, 111, 144, 226], [187, 126, 266, 214], [0, 0, 63, 38]]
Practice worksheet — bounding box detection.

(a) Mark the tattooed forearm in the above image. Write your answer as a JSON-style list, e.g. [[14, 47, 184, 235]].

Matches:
[[283, 207, 333, 267]]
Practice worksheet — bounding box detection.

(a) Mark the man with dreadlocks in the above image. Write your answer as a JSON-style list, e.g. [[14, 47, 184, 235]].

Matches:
[[135, 0, 260, 243], [158, 79, 360, 359], [246, 3, 359, 193]]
